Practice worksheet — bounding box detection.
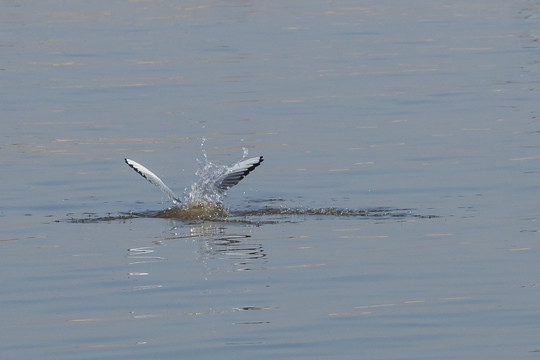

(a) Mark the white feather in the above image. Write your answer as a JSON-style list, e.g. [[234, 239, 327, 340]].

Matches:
[[124, 158, 182, 204]]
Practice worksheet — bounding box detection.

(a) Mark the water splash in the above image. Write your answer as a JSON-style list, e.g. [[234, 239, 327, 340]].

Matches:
[[188, 165, 228, 203], [189, 145, 230, 204]]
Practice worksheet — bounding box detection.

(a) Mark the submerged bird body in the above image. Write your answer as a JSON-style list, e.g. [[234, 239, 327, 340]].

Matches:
[[124, 156, 263, 211]]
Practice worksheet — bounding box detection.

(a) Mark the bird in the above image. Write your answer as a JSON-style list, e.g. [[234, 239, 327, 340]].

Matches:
[[124, 156, 264, 207]]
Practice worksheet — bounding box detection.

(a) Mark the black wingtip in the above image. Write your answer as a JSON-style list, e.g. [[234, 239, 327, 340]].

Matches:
[[124, 158, 147, 179], [247, 156, 264, 173], [253, 156, 264, 168], [124, 158, 134, 169]]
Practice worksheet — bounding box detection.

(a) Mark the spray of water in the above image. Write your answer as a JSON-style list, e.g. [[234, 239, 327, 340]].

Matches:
[[187, 138, 230, 205], [166, 152, 230, 219], [188, 161, 228, 204]]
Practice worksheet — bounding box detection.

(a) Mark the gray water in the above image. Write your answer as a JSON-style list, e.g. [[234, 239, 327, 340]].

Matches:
[[2, 1, 540, 359]]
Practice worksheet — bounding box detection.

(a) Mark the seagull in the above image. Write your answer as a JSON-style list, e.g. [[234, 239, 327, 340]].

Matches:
[[124, 156, 264, 206]]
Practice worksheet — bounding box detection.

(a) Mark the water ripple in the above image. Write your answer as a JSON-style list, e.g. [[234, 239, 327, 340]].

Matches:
[[65, 205, 437, 223]]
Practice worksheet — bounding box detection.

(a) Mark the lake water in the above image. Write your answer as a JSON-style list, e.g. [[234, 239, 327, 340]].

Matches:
[[2, 1, 540, 359]]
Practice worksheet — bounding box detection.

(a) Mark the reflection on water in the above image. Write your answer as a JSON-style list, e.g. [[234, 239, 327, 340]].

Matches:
[[198, 236, 266, 272], [126, 223, 267, 289], [123, 222, 271, 333], [127, 246, 165, 264], [167, 223, 267, 272]]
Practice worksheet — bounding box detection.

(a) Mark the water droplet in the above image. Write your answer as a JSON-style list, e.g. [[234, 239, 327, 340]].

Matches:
[[200, 137, 208, 164]]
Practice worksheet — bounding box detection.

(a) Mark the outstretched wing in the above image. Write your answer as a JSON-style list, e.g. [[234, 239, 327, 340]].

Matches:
[[124, 158, 182, 204], [215, 156, 264, 192]]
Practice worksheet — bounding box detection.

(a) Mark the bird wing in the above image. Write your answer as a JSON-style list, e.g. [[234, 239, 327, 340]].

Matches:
[[124, 158, 182, 204], [214, 156, 264, 192]]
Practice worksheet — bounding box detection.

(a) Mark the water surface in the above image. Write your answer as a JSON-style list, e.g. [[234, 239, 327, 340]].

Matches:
[[2, 1, 540, 359]]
